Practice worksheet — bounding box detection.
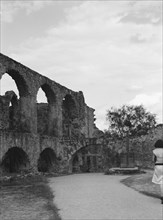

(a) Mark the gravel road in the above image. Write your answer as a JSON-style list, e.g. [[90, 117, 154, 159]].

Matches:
[[49, 173, 163, 220]]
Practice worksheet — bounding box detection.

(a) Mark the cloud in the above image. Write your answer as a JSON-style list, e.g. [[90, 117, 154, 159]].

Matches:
[[119, 0, 162, 25], [130, 33, 147, 44], [2, 1, 162, 129], [95, 106, 109, 131], [129, 93, 162, 123], [126, 85, 143, 92], [129, 93, 162, 106], [1, 0, 52, 23]]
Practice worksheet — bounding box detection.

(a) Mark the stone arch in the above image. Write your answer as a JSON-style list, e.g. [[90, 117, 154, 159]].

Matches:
[[36, 83, 58, 136], [1, 70, 29, 97], [0, 147, 30, 173], [62, 94, 78, 138], [40, 83, 56, 104], [0, 70, 35, 132], [37, 148, 58, 172], [70, 144, 103, 173]]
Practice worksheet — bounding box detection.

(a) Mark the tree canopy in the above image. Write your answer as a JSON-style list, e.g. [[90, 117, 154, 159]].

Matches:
[[106, 105, 156, 138]]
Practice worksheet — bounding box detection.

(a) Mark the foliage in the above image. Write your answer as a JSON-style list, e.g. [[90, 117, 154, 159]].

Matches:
[[106, 105, 156, 138]]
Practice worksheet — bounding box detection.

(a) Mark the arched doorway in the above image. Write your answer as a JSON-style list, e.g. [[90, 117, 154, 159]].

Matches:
[[1, 147, 30, 173], [62, 94, 78, 138], [71, 145, 103, 173], [36, 84, 57, 136], [37, 148, 58, 172]]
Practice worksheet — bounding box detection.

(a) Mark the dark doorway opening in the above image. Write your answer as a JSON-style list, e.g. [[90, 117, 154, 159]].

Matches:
[[38, 148, 58, 172], [1, 147, 30, 173]]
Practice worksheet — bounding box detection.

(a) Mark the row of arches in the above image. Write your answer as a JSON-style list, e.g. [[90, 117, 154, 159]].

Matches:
[[0, 145, 102, 174], [0, 71, 79, 137], [0, 147, 58, 173]]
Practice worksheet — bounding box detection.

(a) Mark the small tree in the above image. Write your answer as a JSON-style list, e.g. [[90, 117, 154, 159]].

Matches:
[[105, 104, 156, 167], [106, 104, 156, 139]]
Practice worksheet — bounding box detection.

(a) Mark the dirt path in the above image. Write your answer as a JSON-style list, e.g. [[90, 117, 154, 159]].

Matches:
[[49, 173, 163, 220]]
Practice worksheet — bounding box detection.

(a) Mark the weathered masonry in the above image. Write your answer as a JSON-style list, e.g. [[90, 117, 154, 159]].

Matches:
[[0, 53, 102, 173], [103, 124, 163, 170]]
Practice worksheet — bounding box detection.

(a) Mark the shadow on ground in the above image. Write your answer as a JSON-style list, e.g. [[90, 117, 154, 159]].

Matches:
[[121, 169, 160, 198]]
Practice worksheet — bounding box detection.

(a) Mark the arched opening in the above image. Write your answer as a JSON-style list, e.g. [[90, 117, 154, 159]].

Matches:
[[37, 148, 58, 172], [0, 74, 19, 130], [1, 147, 30, 173], [0, 71, 30, 132], [0, 74, 18, 96], [37, 87, 48, 135], [0, 71, 29, 97], [71, 145, 103, 173], [62, 94, 78, 138], [37, 84, 57, 136]]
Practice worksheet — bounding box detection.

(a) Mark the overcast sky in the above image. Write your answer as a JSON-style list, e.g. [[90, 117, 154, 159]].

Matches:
[[0, 0, 162, 130]]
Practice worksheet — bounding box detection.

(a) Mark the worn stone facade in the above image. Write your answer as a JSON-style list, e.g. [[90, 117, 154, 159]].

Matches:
[[70, 137, 104, 173], [0, 53, 100, 173], [0, 53, 162, 174]]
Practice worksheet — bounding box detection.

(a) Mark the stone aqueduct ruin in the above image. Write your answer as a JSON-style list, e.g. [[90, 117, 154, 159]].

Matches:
[[0, 53, 103, 173], [0, 53, 163, 174]]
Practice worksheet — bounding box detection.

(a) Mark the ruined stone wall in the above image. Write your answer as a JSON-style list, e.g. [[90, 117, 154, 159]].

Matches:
[[71, 144, 104, 173], [0, 53, 97, 173], [81, 105, 96, 138], [37, 103, 49, 135], [0, 131, 89, 173], [0, 95, 9, 130], [0, 91, 20, 132], [0, 53, 95, 138], [105, 125, 163, 169], [0, 132, 40, 168]]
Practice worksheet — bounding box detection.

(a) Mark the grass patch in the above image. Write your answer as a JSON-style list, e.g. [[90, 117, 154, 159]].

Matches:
[[121, 169, 161, 198], [0, 174, 61, 220]]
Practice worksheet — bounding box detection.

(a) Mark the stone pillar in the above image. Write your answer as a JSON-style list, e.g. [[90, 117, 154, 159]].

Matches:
[[25, 134, 40, 172], [0, 96, 9, 130], [48, 101, 62, 137], [57, 101, 63, 137], [19, 95, 37, 133], [48, 104, 57, 136]]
